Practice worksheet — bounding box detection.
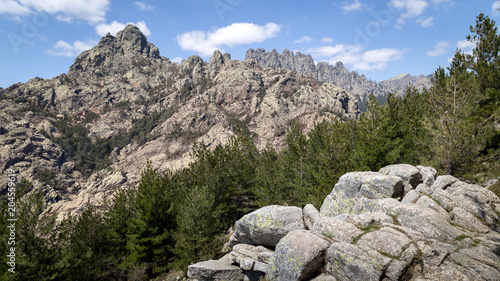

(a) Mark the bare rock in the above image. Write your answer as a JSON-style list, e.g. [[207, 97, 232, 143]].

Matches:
[[228, 205, 305, 249], [320, 172, 404, 217], [187, 260, 244, 281], [303, 204, 320, 230], [379, 164, 423, 188], [312, 216, 363, 243], [266, 230, 331, 281]]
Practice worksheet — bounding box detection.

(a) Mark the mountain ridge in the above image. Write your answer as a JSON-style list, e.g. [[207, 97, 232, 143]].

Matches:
[[0, 25, 358, 220], [245, 48, 433, 110]]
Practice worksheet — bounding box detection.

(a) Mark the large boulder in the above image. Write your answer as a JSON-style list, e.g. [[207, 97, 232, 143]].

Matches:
[[187, 260, 244, 281], [416, 165, 437, 186], [311, 216, 363, 243], [320, 172, 404, 217], [266, 230, 331, 281], [325, 242, 391, 281], [303, 204, 320, 230], [190, 165, 500, 281], [379, 164, 423, 188], [228, 205, 305, 249]]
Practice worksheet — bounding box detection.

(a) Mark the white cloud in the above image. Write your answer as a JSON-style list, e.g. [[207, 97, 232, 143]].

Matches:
[[0, 0, 31, 16], [308, 44, 405, 71], [96, 20, 151, 36], [0, 0, 110, 24], [390, 0, 428, 28], [321, 37, 334, 43], [177, 22, 281, 56], [431, 0, 451, 4], [456, 39, 475, 54], [418, 17, 434, 27], [494, 1, 500, 15], [134, 1, 154, 11], [308, 45, 363, 57], [294, 35, 314, 44], [46, 39, 97, 57], [353, 48, 406, 70], [341, 0, 363, 12], [427, 41, 450, 56], [172, 57, 183, 63]]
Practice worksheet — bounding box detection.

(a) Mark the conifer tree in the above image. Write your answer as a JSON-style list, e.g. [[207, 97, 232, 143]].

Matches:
[[124, 164, 176, 276], [424, 67, 484, 175], [356, 94, 401, 171]]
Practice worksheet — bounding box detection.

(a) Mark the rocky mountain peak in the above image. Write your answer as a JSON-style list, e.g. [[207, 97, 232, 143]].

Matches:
[[68, 24, 161, 82], [245, 48, 433, 111]]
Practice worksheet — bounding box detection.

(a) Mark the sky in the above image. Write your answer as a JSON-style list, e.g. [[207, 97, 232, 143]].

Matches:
[[1, 0, 500, 88]]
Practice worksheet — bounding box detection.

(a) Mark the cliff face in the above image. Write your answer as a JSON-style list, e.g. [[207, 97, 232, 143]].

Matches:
[[245, 48, 433, 111], [0, 25, 358, 220]]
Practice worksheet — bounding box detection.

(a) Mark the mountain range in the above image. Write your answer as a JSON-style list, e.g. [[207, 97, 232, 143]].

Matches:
[[245, 48, 433, 111], [0, 25, 360, 219]]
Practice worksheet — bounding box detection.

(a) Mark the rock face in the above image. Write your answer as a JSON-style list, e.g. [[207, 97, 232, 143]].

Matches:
[[188, 164, 500, 281], [228, 205, 305, 249], [319, 171, 404, 217], [0, 25, 358, 220], [245, 48, 433, 111]]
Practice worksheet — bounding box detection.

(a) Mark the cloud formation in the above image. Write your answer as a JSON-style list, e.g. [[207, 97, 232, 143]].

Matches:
[[427, 41, 450, 56], [321, 37, 334, 43], [389, 0, 452, 28], [456, 39, 475, 54], [390, 0, 428, 28], [341, 0, 363, 12], [493, 1, 500, 16], [294, 35, 314, 44], [47, 39, 97, 57], [0, 0, 110, 24], [177, 22, 281, 56], [308, 44, 405, 71], [134, 1, 154, 11], [96, 21, 151, 36]]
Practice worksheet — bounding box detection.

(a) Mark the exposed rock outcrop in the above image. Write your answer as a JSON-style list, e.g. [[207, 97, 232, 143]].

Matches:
[[245, 48, 433, 111], [0, 25, 359, 221], [188, 164, 500, 280]]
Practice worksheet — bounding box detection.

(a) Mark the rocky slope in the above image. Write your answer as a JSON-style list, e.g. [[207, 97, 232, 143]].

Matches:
[[245, 49, 433, 111], [188, 164, 500, 281], [0, 25, 358, 220]]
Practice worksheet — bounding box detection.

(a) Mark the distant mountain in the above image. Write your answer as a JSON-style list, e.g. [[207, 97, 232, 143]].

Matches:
[[245, 48, 433, 111]]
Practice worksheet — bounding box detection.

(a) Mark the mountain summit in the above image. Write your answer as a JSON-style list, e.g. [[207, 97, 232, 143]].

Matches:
[[68, 25, 161, 82], [0, 25, 358, 220], [245, 48, 433, 110]]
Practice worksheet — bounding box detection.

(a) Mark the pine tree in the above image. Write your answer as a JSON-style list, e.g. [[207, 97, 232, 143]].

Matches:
[[254, 145, 289, 206], [58, 207, 114, 281], [14, 179, 60, 281], [355, 94, 401, 171], [171, 184, 221, 269], [124, 164, 176, 277], [280, 122, 310, 206], [306, 118, 359, 206], [424, 67, 484, 175]]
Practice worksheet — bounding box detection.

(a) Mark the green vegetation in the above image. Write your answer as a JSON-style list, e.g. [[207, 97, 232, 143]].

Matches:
[[44, 109, 174, 176], [0, 13, 498, 281]]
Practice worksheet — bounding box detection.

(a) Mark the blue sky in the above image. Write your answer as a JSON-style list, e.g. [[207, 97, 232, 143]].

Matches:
[[1, 0, 500, 88]]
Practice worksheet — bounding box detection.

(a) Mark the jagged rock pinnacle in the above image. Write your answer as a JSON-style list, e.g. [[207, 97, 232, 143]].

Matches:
[[67, 24, 160, 81]]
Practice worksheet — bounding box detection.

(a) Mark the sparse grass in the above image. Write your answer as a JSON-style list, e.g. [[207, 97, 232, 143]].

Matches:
[[353, 224, 381, 244], [378, 250, 399, 260], [471, 239, 481, 247], [455, 235, 472, 241]]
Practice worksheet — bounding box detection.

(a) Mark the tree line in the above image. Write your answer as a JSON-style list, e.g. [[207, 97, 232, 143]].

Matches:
[[0, 13, 498, 281]]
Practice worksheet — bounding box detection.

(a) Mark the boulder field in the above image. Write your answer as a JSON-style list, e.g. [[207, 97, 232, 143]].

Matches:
[[187, 164, 500, 281]]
